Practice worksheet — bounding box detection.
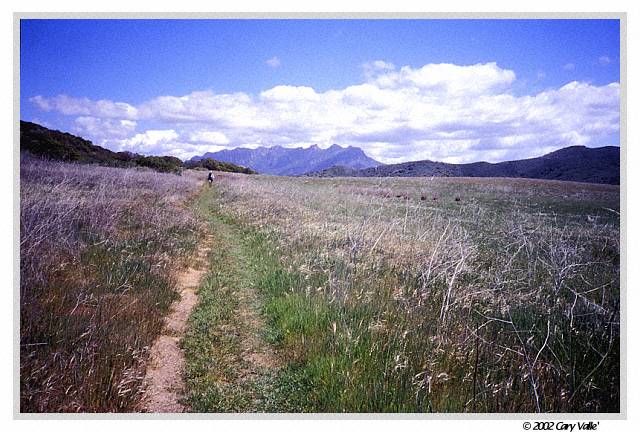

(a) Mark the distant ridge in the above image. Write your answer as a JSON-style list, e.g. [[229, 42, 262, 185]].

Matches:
[[190, 144, 382, 175], [306, 146, 620, 185]]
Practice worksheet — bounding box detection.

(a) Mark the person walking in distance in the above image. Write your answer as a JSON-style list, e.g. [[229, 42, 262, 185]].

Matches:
[[207, 170, 214, 187]]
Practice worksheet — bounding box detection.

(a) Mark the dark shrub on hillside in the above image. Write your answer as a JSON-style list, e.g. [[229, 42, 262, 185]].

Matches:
[[184, 157, 256, 174], [130, 155, 184, 173]]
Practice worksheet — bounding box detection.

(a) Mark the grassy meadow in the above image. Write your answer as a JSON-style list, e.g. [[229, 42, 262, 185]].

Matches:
[[19, 158, 620, 413], [202, 172, 620, 413]]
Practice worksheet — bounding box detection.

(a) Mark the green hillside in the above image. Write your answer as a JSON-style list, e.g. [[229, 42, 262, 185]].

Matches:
[[20, 120, 253, 174]]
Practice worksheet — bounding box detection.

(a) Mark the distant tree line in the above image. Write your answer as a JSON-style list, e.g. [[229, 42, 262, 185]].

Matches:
[[183, 158, 256, 174]]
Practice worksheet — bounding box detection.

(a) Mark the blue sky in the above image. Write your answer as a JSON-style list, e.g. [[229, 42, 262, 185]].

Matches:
[[20, 19, 620, 163]]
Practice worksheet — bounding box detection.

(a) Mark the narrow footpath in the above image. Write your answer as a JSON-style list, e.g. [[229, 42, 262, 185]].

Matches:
[[140, 186, 285, 413], [139, 235, 212, 413], [180, 215, 282, 412]]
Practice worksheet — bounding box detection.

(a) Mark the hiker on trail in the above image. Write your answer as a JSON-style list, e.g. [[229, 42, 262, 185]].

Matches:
[[207, 171, 214, 186]]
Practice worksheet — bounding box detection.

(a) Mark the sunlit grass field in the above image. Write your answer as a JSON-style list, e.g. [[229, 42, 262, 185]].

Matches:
[[209, 172, 620, 413]]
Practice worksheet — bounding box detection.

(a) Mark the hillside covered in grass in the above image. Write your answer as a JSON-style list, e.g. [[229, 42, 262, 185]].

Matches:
[[20, 121, 254, 174]]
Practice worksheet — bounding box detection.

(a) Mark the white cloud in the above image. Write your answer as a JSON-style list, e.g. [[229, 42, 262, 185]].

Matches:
[[369, 62, 516, 97], [30, 94, 138, 119], [31, 95, 51, 111], [111, 130, 234, 161], [260, 85, 320, 102], [136, 90, 261, 128], [599, 55, 611, 65], [74, 116, 137, 139], [32, 62, 620, 163], [189, 130, 230, 145], [362, 60, 395, 80], [114, 129, 180, 155], [563, 63, 575, 71], [266, 56, 281, 68]]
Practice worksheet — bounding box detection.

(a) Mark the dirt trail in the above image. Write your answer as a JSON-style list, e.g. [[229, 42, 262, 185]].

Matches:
[[139, 236, 212, 413]]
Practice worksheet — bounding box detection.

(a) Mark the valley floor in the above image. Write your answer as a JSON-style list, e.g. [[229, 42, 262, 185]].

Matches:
[[20, 160, 621, 413]]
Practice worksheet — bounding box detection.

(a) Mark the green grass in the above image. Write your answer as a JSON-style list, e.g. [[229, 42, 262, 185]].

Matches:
[[201, 208, 471, 412], [182, 188, 245, 412], [25, 161, 617, 413], [182, 187, 316, 412], [243, 230, 450, 412], [199, 173, 620, 413]]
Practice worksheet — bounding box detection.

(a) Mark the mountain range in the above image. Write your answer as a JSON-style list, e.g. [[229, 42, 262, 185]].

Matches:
[[190, 144, 381, 175], [306, 146, 620, 185], [21, 121, 620, 184]]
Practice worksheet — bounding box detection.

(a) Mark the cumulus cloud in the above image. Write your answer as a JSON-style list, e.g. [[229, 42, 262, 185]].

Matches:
[[31, 61, 620, 163], [189, 130, 230, 145], [74, 116, 137, 139], [362, 60, 395, 80], [368, 62, 516, 97], [119, 129, 178, 147], [31, 94, 138, 119], [266, 56, 281, 68], [136, 90, 259, 127], [112, 129, 182, 155]]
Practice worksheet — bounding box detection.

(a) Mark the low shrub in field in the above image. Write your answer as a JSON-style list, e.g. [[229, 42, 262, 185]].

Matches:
[[20, 156, 201, 412]]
